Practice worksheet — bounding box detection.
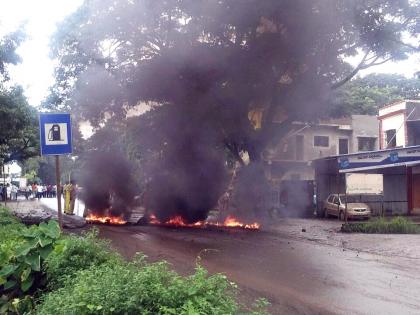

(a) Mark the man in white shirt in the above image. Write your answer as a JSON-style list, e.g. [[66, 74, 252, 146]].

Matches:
[[37, 185, 43, 200]]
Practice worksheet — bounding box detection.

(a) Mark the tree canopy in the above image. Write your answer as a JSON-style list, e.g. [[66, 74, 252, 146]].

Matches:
[[0, 30, 38, 165], [331, 73, 420, 116], [49, 0, 419, 162]]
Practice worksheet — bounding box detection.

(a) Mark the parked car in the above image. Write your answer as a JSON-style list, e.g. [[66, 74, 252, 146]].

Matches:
[[323, 194, 371, 220]]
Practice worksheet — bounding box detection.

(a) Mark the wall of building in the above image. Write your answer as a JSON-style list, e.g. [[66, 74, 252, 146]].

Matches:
[[351, 115, 379, 152], [380, 113, 406, 148], [297, 125, 351, 160]]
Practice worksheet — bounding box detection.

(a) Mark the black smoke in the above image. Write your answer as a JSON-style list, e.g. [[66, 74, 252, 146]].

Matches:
[[144, 103, 229, 224], [80, 152, 137, 219]]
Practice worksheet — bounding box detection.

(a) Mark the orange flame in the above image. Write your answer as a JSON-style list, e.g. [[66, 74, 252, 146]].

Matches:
[[149, 214, 260, 230], [86, 214, 127, 225]]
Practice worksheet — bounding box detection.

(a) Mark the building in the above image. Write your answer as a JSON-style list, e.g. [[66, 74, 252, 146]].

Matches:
[[263, 114, 378, 215], [313, 145, 420, 216], [264, 115, 379, 183], [378, 100, 420, 149], [313, 100, 420, 217]]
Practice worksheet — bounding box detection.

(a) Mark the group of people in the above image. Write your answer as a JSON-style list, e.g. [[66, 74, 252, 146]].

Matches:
[[0, 183, 18, 201], [29, 183, 57, 200]]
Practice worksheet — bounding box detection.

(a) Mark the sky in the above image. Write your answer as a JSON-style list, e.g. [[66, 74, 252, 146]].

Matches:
[[0, 0, 419, 107], [0, 0, 84, 106]]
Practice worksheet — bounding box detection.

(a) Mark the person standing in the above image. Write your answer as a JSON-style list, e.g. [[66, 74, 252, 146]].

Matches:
[[52, 185, 57, 198], [36, 184, 43, 200], [6, 184, 11, 200], [68, 180, 77, 215], [64, 181, 71, 214], [32, 183, 37, 199], [11, 185, 18, 200]]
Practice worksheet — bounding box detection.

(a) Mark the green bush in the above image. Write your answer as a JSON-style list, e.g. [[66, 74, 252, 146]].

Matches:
[[36, 256, 267, 315], [341, 216, 420, 234], [44, 229, 122, 291], [0, 209, 61, 314], [0, 207, 25, 267]]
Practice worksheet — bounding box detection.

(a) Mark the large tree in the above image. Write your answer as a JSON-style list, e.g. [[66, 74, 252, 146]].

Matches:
[[49, 0, 419, 162], [47, 0, 419, 220]]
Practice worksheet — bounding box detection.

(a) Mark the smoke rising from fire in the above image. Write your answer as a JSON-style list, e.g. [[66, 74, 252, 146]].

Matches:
[[145, 104, 229, 224], [80, 152, 137, 219]]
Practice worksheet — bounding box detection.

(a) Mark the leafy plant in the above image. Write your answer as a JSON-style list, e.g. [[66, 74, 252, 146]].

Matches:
[[44, 228, 122, 290], [0, 220, 61, 314], [341, 217, 420, 234], [36, 257, 268, 315]]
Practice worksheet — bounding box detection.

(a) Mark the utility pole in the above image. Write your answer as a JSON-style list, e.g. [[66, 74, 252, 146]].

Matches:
[[55, 156, 63, 229]]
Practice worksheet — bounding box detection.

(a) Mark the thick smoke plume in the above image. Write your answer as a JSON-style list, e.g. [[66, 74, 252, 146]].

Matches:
[[80, 152, 137, 219], [145, 105, 229, 224]]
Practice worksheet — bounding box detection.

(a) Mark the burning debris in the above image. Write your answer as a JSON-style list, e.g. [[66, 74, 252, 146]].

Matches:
[[80, 152, 137, 221], [86, 213, 127, 225], [148, 214, 260, 230]]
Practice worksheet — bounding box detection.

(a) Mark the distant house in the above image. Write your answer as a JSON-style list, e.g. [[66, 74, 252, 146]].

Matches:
[[378, 100, 420, 149], [264, 115, 379, 183]]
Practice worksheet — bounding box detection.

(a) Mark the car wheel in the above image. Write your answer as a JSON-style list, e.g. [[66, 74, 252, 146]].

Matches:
[[339, 211, 345, 221]]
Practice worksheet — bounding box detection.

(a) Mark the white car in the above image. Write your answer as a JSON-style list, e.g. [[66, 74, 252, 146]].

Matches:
[[323, 194, 371, 220]]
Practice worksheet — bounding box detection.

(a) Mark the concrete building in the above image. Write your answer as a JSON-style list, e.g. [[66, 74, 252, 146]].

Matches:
[[264, 115, 379, 183], [378, 100, 420, 149], [313, 100, 420, 217], [263, 115, 378, 215], [313, 145, 420, 216]]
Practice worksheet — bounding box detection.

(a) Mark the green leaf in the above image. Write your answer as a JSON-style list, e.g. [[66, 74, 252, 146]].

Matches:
[[39, 244, 53, 259], [0, 302, 9, 314], [21, 267, 31, 282], [15, 239, 37, 257], [42, 220, 61, 239], [53, 243, 66, 254], [4, 280, 17, 290], [0, 277, 6, 286], [21, 275, 33, 292], [24, 253, 40, 272], [20, 228, 39, 239], [0, 264, 18, 277], [38, 236, 53, 247]]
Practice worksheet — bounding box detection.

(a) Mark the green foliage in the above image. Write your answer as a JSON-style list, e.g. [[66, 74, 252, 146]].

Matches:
[[0, 207, 25, 267], [0, 209, 268, 314], [36, 257, 267, 315], [0, 220, 61, 314], [330, 74, 420, 117], [341, 216, 420, 234], [44, 229, 122, 290], [0, 86, 39, 164]]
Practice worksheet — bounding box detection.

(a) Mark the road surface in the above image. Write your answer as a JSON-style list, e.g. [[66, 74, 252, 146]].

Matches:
[[95, 219, 420, 315]]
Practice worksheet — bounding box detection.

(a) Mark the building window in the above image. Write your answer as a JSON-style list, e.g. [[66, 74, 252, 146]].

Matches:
[[385, 129, 397, 148], [339, 139, 349, 155], [358, 137, 376, 152], [314, 136, 329, 147]]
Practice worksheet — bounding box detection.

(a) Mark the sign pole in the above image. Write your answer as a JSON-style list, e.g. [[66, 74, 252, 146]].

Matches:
[[55, 155, 63, 229], [3, 164, 6, 207]]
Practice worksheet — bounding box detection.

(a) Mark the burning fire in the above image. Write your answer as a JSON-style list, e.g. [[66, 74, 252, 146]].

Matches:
[[149, 214, 260, 230], [86, 214, 127, 225]]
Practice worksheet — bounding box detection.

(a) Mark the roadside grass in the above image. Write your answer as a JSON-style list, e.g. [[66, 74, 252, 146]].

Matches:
[[341, 216, 420, 234], [0, 206, 269, 315]]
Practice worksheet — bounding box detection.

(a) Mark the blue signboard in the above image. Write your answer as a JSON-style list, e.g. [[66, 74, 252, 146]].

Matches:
[[337, 145, 420, 173], [39, 113, 72, 155]]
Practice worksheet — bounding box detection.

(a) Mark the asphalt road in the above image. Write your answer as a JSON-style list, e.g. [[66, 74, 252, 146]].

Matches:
[[96, 220, 420, 315]]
